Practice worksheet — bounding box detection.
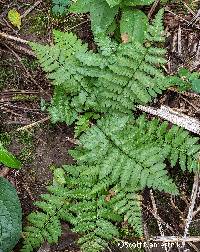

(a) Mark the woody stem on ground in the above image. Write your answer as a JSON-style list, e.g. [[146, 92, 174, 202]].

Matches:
[[183, 168, 200, 248]]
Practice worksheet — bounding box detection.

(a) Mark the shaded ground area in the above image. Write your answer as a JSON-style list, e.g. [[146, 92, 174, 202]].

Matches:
[[0, 0, 200, 251]]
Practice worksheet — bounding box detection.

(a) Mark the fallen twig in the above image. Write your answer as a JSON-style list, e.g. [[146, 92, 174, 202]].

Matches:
[[170, 196, 185, 221], [165, 8, 200, 30], [4, 41, 35, 56], [177, 25, 182, 56], [4, 44, 49, 96], [150, 190, 168, 252], [16, 116, 50, 131], [149, 236, 200, 243], [0, 32, 29, 44], [137, 104, 200, 135], [183, 171, 200, 247], [193, 205, 200, 218], [142, 204, 174, 233], [143, 223, 152, 252], [148, 0, 160, 19], [21, 0, 42, 19]]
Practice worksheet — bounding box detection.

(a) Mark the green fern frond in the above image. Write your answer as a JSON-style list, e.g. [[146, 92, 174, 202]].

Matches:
[[145, 8, 165, 43], [71, 114, 200, 191], [110, 191, 143, 236], [30, 10, 188, 121], [22, 113, 200, 252], [21, 184, 70, 252]]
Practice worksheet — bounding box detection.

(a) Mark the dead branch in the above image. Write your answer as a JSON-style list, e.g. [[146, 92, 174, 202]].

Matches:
[[183, 172, 200, 247], [149, 236, 200, 243], [150, 190, 168, 252], [0, 32, 29, 44], [137, 105, 200, 135], [148, 0, 160, 19], [16, 116, 50, 132], [21, 0, 42, 19]]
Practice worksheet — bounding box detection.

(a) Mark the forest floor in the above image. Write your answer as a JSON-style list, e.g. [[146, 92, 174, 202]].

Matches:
[[0, 0, 200, 252]]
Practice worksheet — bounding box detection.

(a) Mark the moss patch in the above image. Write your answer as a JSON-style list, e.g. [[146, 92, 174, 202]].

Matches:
[[21, 12, 49, 36]]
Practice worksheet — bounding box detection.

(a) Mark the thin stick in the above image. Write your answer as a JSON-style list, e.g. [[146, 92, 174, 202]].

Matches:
[[177, 25, 182, 56], [0, 32, 29, 44], [180, 95, 199, 112], [148, 0, 160, 19], [170, 196, 185, 220], [183, 171, 200, 247], [143, 223, 152, 252], [16, 116, 50, 131], [193, 205, 200, 218], [4, 44, 49, 96], [150, 236, 200, 243], [165, 8, 200, 30], [181, 1, 195, 15], [150, 190, 168, 252], [143, 203, 174, 233], [65, 20, 90, 32], [168, 87, 200, 98], [4, 41, 35, 56], [188, 9, 200, 26], [1, 105, 24, 117], [137, 105, 200, 135], [21, 0, 42, 19]]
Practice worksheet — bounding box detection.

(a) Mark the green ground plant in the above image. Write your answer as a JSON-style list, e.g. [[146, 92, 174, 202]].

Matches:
[[52, 0, 71, 15], [0, 144, 22, 252], [0, 131, 34, 164], [69, 0, 154, 44], [21, 6, 200, 252]]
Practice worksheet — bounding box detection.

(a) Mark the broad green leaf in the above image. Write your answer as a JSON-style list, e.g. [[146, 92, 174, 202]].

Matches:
[[8, 8, 21, 29], [0, 177, 22, 252], [70, 0, 119, 33], [0, 144, 21, 169], [191, 79, 200, 93], [90, 1, 119, 33], [69, 0, 93, 13], [120, 9, 148, 43], [105, 0, 122, 7], [52, 0, 70, 15]]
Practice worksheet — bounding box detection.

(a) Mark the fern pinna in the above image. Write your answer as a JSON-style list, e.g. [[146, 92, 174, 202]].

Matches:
[[30, 9, 186, 125], [21, 114, 200, 252]]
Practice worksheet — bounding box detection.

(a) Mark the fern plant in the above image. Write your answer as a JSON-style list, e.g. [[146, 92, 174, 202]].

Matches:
[[22, 8, 199, 252], [30, 9, 186, 125], [21, 114, 200, 252], [52, 0, 71, 15]]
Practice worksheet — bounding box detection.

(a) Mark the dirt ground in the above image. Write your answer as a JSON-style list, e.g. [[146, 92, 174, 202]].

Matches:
[[0, 0, 200, 251]]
